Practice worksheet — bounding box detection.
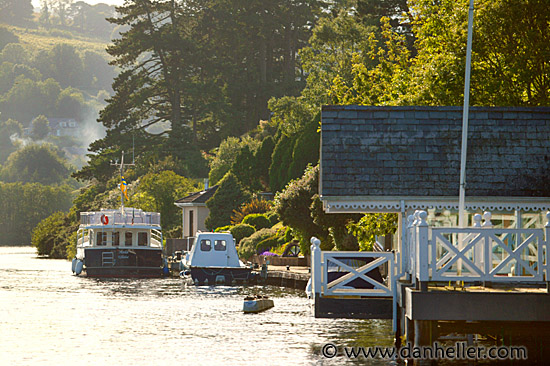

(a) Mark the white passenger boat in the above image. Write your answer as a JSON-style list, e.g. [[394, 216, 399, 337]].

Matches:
[[180, 231, 256, 285], [243, 295, 274, 313], [71, 151, 165, 278], [72, 208, 165, 278]]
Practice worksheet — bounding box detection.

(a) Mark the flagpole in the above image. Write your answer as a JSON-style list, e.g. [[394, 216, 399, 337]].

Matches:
[[459, 0, 475, 230], [120, 151, 125, 213]]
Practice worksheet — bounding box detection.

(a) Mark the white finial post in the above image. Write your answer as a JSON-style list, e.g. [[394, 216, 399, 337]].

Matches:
[[310, 237, 322, 297], [473, 213, 482, 227], [482, 211, 493, 228], [417, 211, 429, 290]]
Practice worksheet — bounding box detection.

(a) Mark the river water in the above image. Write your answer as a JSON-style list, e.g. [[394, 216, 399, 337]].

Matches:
[[0, 247, 395, 365]]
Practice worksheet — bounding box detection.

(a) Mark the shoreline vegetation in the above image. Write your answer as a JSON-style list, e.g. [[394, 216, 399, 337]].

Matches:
[[0, 0, 547, 260]]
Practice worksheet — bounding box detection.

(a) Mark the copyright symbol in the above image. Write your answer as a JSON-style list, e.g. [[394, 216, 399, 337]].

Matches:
[[322, 343, 338, 358]]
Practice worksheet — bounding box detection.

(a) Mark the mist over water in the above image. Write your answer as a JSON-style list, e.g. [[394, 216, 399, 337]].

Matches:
[[0, 247, 394, 366]]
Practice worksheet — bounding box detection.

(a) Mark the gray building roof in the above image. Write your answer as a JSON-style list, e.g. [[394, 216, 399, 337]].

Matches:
[[175, 185, 218, 205], [320, 106, 550, 212]]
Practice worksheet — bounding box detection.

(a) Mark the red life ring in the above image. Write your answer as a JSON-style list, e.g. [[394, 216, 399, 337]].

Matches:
[[101, 214, 109, 225]]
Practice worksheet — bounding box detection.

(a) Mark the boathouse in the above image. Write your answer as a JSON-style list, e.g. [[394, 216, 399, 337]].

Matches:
[[312, 105, 550, 359]]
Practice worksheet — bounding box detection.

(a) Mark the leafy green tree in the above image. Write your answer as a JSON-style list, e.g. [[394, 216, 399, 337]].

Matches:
[[0, 182, 72, 245], [208, 136, 259, 185], [254, 136, 275, 190], [130, 170, 199, 232], [0, 118, 22, 163], [346, 213, 398, 251], [231, 145, 262, 192], [274, 164, 328, 254], [0, 0, 34, 25], [229, 223, 256, 245], [0, 43, 28, 64], [205, 172, 251, 230], [32, 211, 67, 256], [30, 115, 51, 140], [0, 26, 18, 51], [0, 144, 71, 185]]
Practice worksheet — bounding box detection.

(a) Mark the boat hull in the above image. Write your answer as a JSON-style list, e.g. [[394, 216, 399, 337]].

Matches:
[[243, 299, 274, 313], [82, 248, 164, 278], [189, 267, 256, 285]]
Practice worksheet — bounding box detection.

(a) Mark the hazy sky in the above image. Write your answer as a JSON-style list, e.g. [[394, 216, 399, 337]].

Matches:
[[32, 0, 126, 9]]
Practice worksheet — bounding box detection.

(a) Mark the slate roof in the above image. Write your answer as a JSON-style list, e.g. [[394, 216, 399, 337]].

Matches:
[[175, 185, 218, 204], [321, 106, 550, 198]]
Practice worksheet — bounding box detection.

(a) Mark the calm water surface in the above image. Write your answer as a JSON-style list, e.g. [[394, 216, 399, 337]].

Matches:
[[0, 247, 394, 365]]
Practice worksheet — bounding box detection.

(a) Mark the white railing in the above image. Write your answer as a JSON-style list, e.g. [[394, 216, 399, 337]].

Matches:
[[310, 237, 398, 330], [407, 211, 550, 284], [80, 208, 161, 227]]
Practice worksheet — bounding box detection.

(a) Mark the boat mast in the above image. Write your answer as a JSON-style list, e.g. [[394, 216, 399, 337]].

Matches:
[[111, 151, 134, 214]]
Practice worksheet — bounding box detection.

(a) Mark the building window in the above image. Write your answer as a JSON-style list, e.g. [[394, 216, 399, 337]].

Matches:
[[112, 232, 120, 246], [189, 210, 194, 237], [125, 232, 133, 246], [200, 239, 211, 251], [138, 232, 148, 246], [96, 232, 107, 246], [214, 240, 226, 251]]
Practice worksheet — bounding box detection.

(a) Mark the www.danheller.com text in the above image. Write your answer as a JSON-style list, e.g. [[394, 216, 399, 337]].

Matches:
[[321, 342, 528, 361]]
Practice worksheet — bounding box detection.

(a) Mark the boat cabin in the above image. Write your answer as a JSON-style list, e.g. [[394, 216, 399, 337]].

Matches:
[[186, 232, 241, 268], [77, 208, 162, 250]]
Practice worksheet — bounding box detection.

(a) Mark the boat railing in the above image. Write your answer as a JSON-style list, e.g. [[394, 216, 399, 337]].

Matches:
[[80, 210, 161, 226], [150, 228, 163, 248]]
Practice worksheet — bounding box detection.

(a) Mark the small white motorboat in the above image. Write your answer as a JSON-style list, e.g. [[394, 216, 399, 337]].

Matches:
[[243, 295, 274, 313]]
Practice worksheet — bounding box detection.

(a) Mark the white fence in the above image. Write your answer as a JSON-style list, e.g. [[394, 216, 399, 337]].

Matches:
[[407, 211, 550, 284]]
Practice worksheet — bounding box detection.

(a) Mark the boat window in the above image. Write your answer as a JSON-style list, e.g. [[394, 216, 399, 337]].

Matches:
[[138, 232, 148, 246], [96, 232, 107, 246], [112, 232, 120, 246], [214, 240, 226, 251], [125, 232, 133, 246], [200, 239, 211, 252]]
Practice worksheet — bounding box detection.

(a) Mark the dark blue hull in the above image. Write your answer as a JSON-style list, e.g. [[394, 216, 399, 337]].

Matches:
[[83, 247, 164, 278], [190, 267, 257, 285]]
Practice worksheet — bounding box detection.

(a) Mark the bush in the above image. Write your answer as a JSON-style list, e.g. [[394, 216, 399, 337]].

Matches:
[[231, 198, 273, 224], [238, 228, 275, 260], [256, 235, 279, 254], [242, 213, 271, 230], [32, 212, 67, 256], [230, 223, 255, 244], [214, 225, 231, 232], [266, 211, 280, 226]]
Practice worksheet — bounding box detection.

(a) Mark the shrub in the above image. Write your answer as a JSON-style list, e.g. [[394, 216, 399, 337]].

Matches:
[[256, 235, 279, 254], [242, 213, 271, 230], [214, 225, 231, 232], [230, 223, 255, 245], [231, 198, 273, 224], [266, 211, 280, 226], [238, 228, 275, 260]]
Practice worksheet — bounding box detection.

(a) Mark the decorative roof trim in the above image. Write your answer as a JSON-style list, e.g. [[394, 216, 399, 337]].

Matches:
[[321, 196, 550, 213], [174, 203, 207, 208]]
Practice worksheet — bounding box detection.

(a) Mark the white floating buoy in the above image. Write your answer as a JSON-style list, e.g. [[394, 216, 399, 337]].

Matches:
[[71, 258, 77, 273], [215, 275, 225, 285]]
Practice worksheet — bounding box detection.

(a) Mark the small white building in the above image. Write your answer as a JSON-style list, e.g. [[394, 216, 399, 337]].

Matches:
[[174, 184, 218, 240]]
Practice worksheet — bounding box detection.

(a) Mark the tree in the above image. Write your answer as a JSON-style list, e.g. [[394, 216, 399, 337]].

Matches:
[[30, 115, 51, 140], [0, 144, 71, 185], [205, 172, 251, 230], [0, 182, 72, 245], [208, 136, 259, 185], [0, 0, 34, 25], [0, 26, 18, 51], [130, 170, 199, 233], [0, 118, 22, 163]]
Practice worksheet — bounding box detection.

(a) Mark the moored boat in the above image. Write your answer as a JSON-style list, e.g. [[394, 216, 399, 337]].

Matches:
[[71, 151, 166, 278], [180, 231, 256, 285], [243, 295, 274, 313], [72, 208, 165, 278]]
